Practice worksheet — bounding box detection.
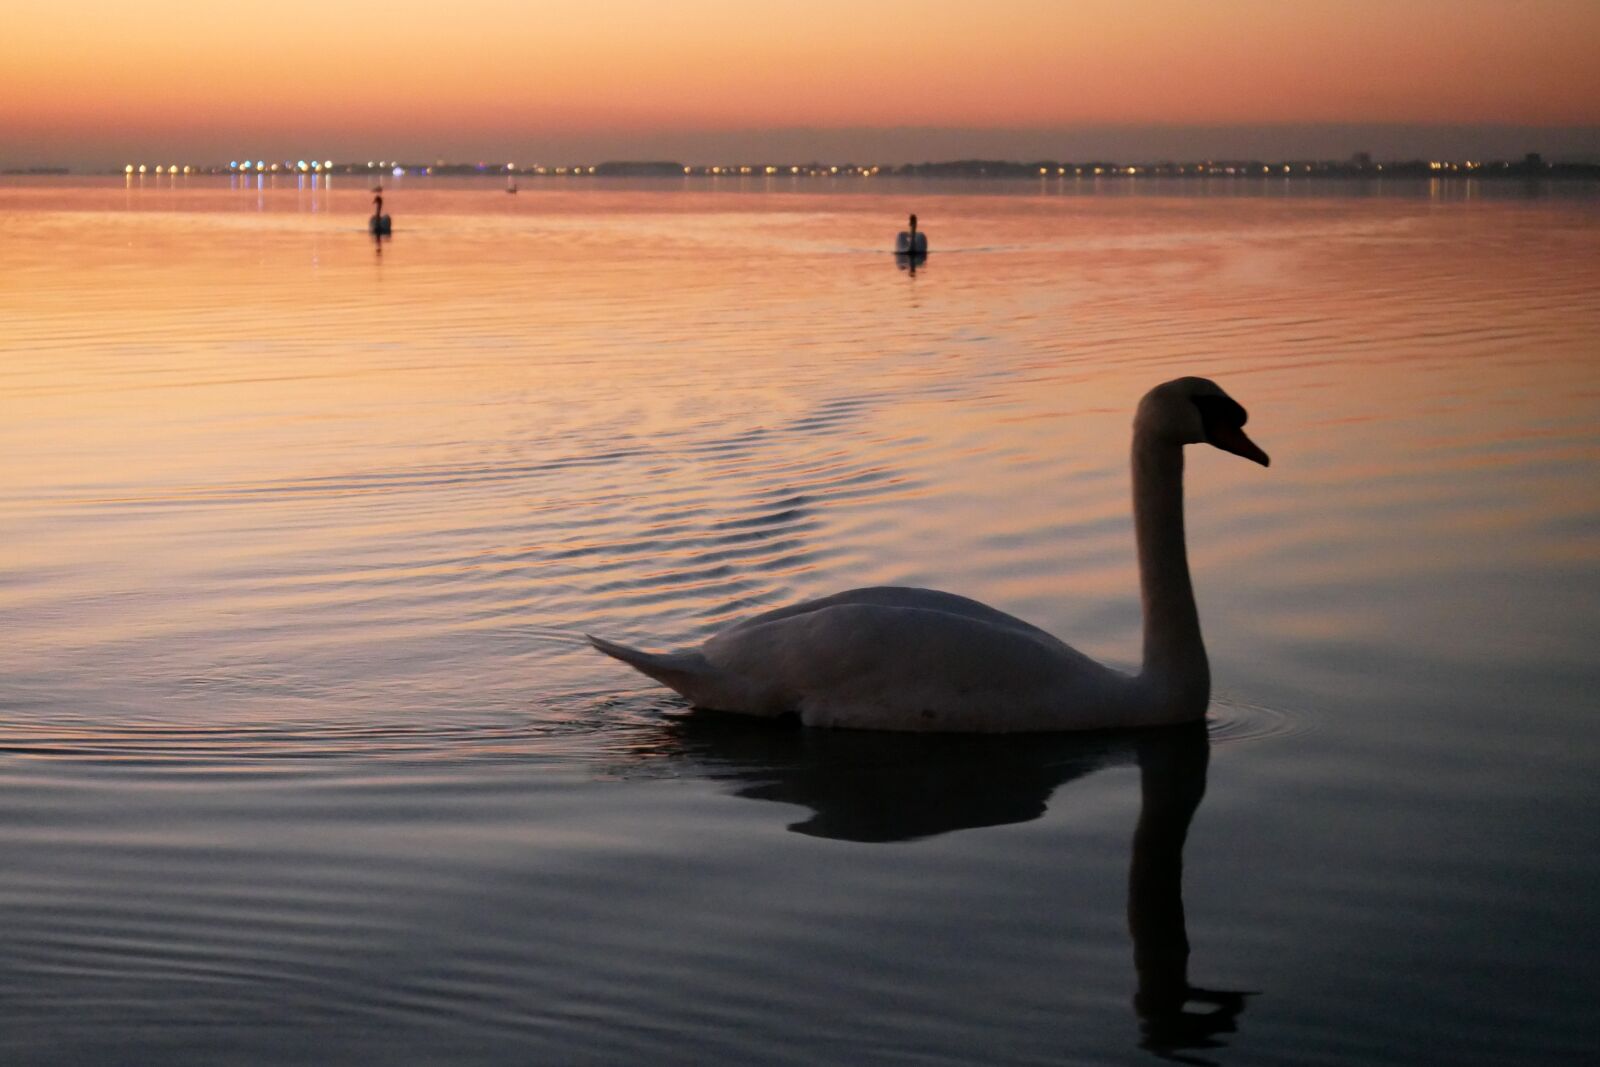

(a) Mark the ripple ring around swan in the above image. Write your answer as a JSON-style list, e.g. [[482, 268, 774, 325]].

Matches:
[[1206, 696, 1312, 746]]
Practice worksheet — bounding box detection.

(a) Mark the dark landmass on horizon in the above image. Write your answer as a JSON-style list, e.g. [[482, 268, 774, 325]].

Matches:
[[48, 152, 1600, 180], [13, 121, 1597, 173]]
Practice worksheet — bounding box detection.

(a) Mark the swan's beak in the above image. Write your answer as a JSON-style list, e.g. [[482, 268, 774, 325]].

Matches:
[[1208, 424, 1270, 467]]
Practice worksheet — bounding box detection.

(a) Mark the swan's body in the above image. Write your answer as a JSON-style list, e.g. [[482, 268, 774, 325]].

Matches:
[[592, 586, 1127, 730], [895, 212, 927, 254], [894, 231, 927, 254], [591, 377, 1268, 732]]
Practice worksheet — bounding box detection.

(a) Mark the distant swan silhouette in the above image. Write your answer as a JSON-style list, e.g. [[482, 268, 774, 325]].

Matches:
[[369, 188, 391, 235], [895, 212, 927, 254], [590, 377, 1269, 731]]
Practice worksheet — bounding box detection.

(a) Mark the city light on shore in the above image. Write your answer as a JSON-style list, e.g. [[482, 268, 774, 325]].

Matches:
[[96, 151, 1588, 184]]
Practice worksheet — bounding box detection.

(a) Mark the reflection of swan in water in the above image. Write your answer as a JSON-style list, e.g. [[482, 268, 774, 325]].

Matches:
[[369, 187, 392, 235], [895, 212, 927, 254], [591, 378, 1269, 731], [1124, 721, 1251, 1061], [622, 713, 1250, 1057]]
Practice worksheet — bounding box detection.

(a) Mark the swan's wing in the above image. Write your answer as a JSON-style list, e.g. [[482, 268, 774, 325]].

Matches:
[[720, 586, 1062, 645], [704, 602, 1127, 730]]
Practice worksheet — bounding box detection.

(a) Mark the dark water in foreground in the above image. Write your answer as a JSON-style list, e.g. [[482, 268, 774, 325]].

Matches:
[[2, 177, 1598, 1064]]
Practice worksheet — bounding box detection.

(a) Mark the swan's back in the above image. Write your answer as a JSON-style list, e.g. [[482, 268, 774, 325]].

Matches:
[[720, 586, 1055, 642]]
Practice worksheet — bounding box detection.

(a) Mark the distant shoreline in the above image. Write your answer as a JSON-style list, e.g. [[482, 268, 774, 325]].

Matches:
[[11, 153, 1599, 181]]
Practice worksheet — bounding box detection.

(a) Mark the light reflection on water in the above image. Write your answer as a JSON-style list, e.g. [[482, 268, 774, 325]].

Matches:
[[1, 177, 1597, 1064]]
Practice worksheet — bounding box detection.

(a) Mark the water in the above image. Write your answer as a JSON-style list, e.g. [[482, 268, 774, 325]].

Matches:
[[2, 175, 1598, 1064]]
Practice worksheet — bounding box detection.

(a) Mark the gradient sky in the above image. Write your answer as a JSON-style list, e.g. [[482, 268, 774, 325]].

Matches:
[[5, 0, 1598, 166]]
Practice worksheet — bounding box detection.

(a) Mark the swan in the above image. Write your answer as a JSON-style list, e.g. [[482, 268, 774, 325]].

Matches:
[[370, 188, 392, 235], [589, 377, 1269, 731], [895, 213, 927, 254]]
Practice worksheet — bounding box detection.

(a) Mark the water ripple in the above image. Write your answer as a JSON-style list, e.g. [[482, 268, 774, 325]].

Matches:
[[1207, 697, 1313, 746]]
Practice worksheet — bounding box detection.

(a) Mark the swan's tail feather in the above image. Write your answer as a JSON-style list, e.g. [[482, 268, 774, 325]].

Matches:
[[587, 634, 714, 699]]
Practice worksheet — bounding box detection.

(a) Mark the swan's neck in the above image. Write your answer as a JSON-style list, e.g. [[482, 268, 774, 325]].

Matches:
[[1131, 430, 1209, 718]]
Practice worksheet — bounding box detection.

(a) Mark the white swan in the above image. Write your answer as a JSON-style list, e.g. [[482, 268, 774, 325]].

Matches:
[[590, 377, 1268, 731]]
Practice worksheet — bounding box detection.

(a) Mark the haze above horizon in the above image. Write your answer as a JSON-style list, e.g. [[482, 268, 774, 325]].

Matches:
[[5, 0, 1598, 168]]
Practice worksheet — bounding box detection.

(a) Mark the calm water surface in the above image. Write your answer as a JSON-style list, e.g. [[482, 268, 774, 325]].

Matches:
[[2, 176, 1598, 1064]]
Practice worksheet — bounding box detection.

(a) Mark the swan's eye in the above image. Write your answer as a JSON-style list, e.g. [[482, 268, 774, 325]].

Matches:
[[1192, 395, 1247, 437]]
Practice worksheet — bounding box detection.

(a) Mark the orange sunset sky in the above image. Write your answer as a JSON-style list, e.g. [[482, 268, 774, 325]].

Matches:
[[5, 0, 1598, 166]]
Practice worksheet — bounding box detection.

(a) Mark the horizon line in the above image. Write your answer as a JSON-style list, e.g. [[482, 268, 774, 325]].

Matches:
[[9, 122, 1599, 173], [12, 152, 1598, 179]]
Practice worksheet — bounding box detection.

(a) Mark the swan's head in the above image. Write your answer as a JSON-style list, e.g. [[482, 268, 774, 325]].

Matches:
[[1137, 377, 1270, 466]]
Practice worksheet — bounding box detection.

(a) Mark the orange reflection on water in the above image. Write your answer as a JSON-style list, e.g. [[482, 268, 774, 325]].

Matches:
[[2, 178, 1598, 724]]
